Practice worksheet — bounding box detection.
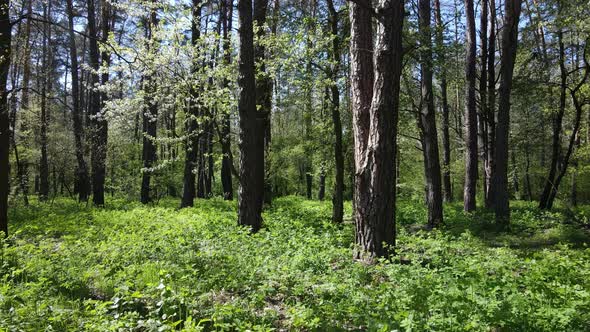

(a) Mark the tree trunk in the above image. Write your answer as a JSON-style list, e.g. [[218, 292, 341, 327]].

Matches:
[[326, 0, 344, 223], [39, 1, 52, 202], [491, 0, 522, 224], [181, 0, 202, 208], [485, 0, 497, 208], [16, 0, 31, 206], [418, 0, 443, 228], [318, 169, 326, 201], [463, 0, 478, 212], [237, 0, 265, 232], [479, 0, 489, 203], [141, 5, 159, 204], [220, 0, 234, 200], [434, 0, 452, 202], [539, 29, 566, 210], [351, 0, 404, 261], [0, 0, 11, 237], [66, 0, 91, 203]]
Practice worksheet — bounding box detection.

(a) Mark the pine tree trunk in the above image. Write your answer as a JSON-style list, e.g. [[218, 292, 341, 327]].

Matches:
[[434, 0, 452, 202], [220, 0, 234, 200], [0, 0, 11, 237], [479, 0, 489, 203], [66, 0, 91, 203], [351, 0, 404, 261], [237, 0, 265, 232], [418, 0, 443, 228], [485, 0, 496, 208], [463, 0, 478, 212], [492, 0, 522, 224]]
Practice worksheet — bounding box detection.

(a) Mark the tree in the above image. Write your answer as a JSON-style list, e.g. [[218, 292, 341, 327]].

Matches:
[[326, 0, 344, 223], [180, 0, 202, 208], [463, 0, 477, 212], [237, 0, 265, 232], [39, 0, 52, 202], [484, 0, 496, 208], [434, 0, 452, 202], [66, 0, 91, 203], [0, 0, 10, 237], [418, 0, 443, 228], [491, 0, 522, 224], [140, 2, 159, 204], [219, 0, 234, 201], [351, 0, 404, 260]]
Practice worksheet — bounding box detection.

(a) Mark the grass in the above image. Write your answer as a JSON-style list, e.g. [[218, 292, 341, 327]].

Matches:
[[1, 196, 590, 331]]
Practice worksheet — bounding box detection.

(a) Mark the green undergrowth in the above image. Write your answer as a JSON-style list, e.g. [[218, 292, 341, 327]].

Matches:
[[1, 197, 590, 331]]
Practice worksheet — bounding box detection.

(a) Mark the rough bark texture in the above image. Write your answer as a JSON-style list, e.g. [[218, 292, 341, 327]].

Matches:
[[351, 0, 404, 261], [434, 0, 452, 202], [492, 0, 522, 224], [67, 0, 91, 203], [326, 0, 344, 223], [141, 6, 159, 204], [0, 0, 11, 237], [418, 0, 443, 228], [237, 0, 265, 232], [181, 0, 202, 208], [463, 0, 478, 212]]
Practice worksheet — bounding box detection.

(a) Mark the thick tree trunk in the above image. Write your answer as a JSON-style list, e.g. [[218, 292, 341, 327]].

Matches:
[[237, 0, 265, 232], [0, 0, 11, 237], [181, 0, 202, 208], [351, 0, 404, 261], [491, 0, 522, 224], [418, 0, 443, 228], [39, 2, 52, 202], [220, 0, 234, 200], [141, 6, 159, 204], [326, 0, 344, 223], [463, 0, 478, 212], [434, 0, 452, 202], [66, 0, 91, 203], [485, 0, 497, 208]]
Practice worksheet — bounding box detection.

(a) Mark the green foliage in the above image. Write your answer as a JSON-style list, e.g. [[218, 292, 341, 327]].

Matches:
[[2, 198, 590, 331]]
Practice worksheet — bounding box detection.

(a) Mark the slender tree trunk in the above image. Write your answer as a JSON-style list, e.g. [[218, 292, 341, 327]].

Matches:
[[418, 0, 443, 228], [351, 0, 404, 261], [66, 0, 91, 203], [39, 2, 52, 202], [220, 0, 234, 200], [326, 0, 344, 223], [0, 0, 11, 237], [434, 0, 452, 202], [463, 0, 478, 212], [491, 0, 522, 224], [141, 5, 159, 204], [485, 0, 497, 208], [181, 0, 202, 208], [479, 0, 489, 203], [237, 0, 265, 232], [539, 29, 566, 210]]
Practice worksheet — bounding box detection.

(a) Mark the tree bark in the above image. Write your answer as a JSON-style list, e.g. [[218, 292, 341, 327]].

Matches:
[[418, 0, 443, 228], [220, 0, 234, 200], [485, 0, 497, 208], [326, 0, 344, 223], [39, 1, 52, 202], [491, 0, 522, 224], [479, 0, 489, 203], [463, 0, 478, 212], [0, 0, 11, 237], [66, 0, 91, 203], [351, 0, 404, 261], [434, 0, 452, 202], [141, 4, 159, 204], [237, 0, 265, 232], [181, 0, 202, 208]]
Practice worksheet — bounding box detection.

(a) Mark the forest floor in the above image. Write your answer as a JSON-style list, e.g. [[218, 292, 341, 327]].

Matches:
[[2, 197, 590, 331]]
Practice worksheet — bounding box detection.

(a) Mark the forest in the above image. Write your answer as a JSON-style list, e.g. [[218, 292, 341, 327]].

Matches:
[[1, 0, 590, 330]]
